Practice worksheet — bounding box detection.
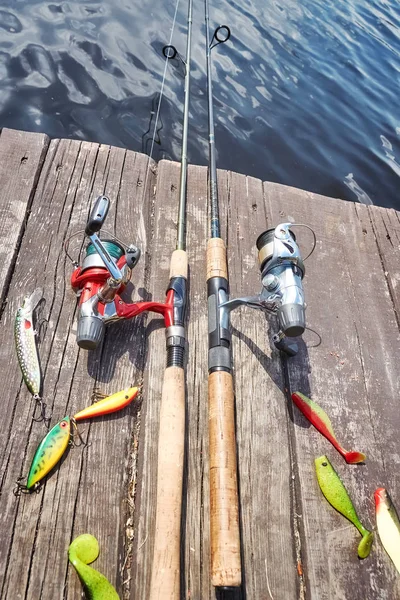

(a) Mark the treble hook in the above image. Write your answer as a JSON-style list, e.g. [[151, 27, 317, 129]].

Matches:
[[32, 395, 51, 427], [71, 419, 91, 449], [13, 477, 41, 496]]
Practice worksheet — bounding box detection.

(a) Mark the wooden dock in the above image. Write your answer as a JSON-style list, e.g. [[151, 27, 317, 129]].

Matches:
[[0, 127, 399, 600]]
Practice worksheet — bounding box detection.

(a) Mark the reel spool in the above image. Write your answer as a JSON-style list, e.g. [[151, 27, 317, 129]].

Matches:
[[81, 240, 126, 272], [257, 226, 305, 338]]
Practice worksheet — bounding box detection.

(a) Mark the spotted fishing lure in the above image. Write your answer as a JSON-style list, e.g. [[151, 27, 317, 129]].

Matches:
[[68, 534, 120, 599], [14, 288, 47, 421], [19, 417, 72, 492]]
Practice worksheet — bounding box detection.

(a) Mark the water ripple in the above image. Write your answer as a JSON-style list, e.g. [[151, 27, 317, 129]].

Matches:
[[0, 0, 398, 208]]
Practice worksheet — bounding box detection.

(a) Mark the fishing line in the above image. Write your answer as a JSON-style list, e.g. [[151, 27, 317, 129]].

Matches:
[[289, 223, 317, 261], [142, 0, 181, 202]]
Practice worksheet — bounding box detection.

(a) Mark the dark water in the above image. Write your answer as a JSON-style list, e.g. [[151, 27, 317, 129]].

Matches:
[[0, 0, 399, 209]]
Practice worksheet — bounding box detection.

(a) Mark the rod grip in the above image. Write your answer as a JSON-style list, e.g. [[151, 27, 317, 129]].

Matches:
[[149, 366, 185, 600], [207, 238, 228, 280], [170, 249, 188, 279], [209, 370, 241, 587]]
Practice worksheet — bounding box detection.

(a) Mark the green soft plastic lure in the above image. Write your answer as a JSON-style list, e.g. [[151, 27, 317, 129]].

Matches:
[[68, 534, 120, 599], [25, 417, 71, 490], [315, 455, 373, 559], [14, 288, 47, 421]]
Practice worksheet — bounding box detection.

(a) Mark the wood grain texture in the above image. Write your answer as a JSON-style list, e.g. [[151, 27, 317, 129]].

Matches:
[[226, 171, 300, 600], [0, 128, 49, 305], [131, 159, 183, 599], [0, 135, 154, 600], [368, 205, 400, 318], [263, 183, 400, 600], [0, 129, 399, 600]]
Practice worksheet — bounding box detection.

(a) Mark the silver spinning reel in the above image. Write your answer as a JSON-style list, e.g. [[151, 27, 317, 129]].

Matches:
[[222, 223, 312, 356]]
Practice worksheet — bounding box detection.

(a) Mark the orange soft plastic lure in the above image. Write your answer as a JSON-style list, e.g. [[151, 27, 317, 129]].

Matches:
[[73, 387, 138, 421]]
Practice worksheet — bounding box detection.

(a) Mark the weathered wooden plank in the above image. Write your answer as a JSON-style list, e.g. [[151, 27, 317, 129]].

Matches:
[[0, 128, 49, 305], [1, 129, 399, 600], [0, 138, 98, 598], [263, 183, 400, 600], [131, 159, 182, 597], [0, 139, 155, 600], [227, 172, 300, 599], [368, 205, 400, 319], [65, 148, 153, 600]]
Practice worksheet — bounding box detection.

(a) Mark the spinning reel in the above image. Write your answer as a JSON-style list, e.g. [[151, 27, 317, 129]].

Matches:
[[67, 195, 186, 365], [221, 223, 312, 356]]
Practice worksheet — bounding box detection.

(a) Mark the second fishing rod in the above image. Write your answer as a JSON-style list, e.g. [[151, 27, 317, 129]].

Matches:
[[204, 0, 309, 589]]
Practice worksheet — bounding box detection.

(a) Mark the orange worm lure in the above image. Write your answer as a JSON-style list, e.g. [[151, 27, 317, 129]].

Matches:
[[73, 387, 138, 421]]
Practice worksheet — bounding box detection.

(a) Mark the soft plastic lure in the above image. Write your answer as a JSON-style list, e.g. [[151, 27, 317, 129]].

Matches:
[[315, 455, 373, 558], [74, 387, 138, 421], [14, 288, 47, 421], [375, 488, 400, 573], [68, 534, 120, 599], [25, 417, 71, 490], [292, 392, 366, 464]]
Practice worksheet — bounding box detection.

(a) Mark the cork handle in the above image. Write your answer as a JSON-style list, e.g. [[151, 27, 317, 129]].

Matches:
[[170, 249, 188, 279], [149, 366, 185, 600], [209, 370, 241, 587], [207, 238, 228, 280]]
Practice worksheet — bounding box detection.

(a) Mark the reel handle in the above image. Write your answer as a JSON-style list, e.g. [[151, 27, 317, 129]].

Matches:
[[85, 195, 110, 236]]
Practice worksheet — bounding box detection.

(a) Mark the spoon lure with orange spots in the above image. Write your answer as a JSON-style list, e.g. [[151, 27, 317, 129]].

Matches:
[[14, 288, 48, 423]]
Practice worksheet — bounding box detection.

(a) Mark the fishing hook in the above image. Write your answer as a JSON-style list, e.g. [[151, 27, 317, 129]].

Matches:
[[13, 477, 41, 496], [71, 418, 91, 449], [32, 395, 51, 427], [91, 388, 107, 403]]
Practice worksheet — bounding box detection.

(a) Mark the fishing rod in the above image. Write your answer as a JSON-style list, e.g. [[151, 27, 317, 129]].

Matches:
[[66, 0, 193, 596], [204, 0, 310, 589], [204, 5, 241, 587]]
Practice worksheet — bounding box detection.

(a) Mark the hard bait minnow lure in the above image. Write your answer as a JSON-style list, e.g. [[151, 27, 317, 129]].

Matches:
[[292, 392, 366, 464], [68, 534, 120, 599], [375, 488, 400, 573], [315, 455, 373, 559], [14, 288, 47, 422], [17, 417, 71, 492], [74, 387, 138, 421]]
